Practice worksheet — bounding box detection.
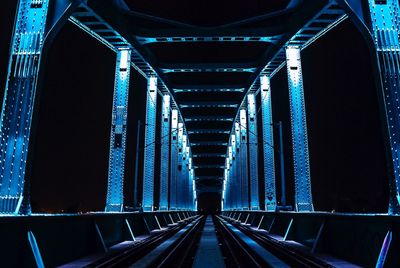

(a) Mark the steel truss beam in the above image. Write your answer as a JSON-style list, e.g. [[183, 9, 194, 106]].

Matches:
[[177, 123, 184, 209], [366, 0, 400, 214], [260, 76, 277, 211], [239, 110, 249, 209], [136, 35, 281, 45], [286, 46, 313, 212], [159, 95, 171, 210], [105, 49, 131, 212], [247, 94, 260, 210], [142, 77, 158, 211], [170, 109, 179, 210], [0, 0, 52, 214]]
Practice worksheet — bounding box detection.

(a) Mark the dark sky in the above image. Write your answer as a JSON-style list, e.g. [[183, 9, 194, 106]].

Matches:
[[0, 1, 389, 213]]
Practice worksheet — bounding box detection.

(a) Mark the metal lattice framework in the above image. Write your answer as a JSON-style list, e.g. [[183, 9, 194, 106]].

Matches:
[[105, 49, 131, 212], [286, 46, 313, 212], [159, 94, 171, 210], [3, 0, 400, 215], [260, 76, 277, 211]]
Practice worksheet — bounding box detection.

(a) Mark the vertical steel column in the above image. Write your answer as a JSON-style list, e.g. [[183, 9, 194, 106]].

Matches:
[[0, 0, 51, 214], [239, 110, 249, 209], [286, 46, 313, 212], [105, 49, 131, 212], [159, 95, 170, 210], [177, 122, 184, 209], [367, 0, 400, 214], [260, 75, 277, 211], [182, 135, 188, 209], [142, 77, 158, 211], [234, 122, 242, 209], [247, 94, 260, 210], [228, 146, 233, 208], [231, 135, 238, 209], [170, 110, 178, 210]]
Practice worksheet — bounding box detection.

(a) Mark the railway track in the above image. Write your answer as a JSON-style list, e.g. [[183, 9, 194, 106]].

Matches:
[[218, 215, 333, 268], [81, 214, 336, 268]]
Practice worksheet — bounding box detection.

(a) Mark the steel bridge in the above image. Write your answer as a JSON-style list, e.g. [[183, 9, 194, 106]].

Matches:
[[0, 0, 400, 267]]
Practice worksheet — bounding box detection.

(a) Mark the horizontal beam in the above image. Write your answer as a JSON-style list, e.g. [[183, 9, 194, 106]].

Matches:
[[159, 63, 258, 74], [192, 153, 226, 157], [180, 102, 238, 108], [191, 142, 228, 146], [194, 165, 225, 169], [185, 116, 234, 122], [173, 87, 246, 93], [188, 129, 230, 134], [136, 35, 281, 45]]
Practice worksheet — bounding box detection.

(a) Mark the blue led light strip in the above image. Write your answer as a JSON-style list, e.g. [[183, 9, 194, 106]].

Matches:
[[142, 77, 158, 211], [260, 76, 277, 211], [159, 95, 170, 210], [170, 110, 178, 210], [247, 94, 260, 210], [105, 49, 131, 212], [286, 46, 313, 212], [0, 0, 50, 214], [368, 0, 400, 214], [239, 110, 249, 209]]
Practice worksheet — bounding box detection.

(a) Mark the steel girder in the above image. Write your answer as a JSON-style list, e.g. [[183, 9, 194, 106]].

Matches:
[[286, 46, 313, 212], [247, 94, 260, 210], [170, 109, 179, 210], [159, 95, 171, 210], [142, 77, 158, 211], [0, 0, 52, 214], [239, 109, 249, 209], [105, 49, 131, 212], [260, 76, 277, 211], [365, 0, 400, 214]]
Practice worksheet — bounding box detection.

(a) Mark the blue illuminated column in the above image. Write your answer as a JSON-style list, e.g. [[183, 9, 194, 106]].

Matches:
[[226, 157, 231, 209], [159, 94, 171, 210], [286, 46, 313, 212], [182, 135, 188, 209], [260, 75, 277, 211], [247, 94, 260, 210], [142, 77, 158, 211], [0, 0, 51, 214], [234, 122, 242, 209], [105, 49, 131, 212], [239, 110, 249, 209], [170, 110, 178, 210], [230, 135, 238, 209], [177, 122, 184, 209], [367, 0, 400, 214], [228, 146, 234, 208]]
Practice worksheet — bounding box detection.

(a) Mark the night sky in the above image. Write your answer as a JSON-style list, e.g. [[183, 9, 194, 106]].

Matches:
[[0, 0, 389, 213]]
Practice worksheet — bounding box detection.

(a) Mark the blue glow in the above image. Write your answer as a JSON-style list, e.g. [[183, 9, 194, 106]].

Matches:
[[170, 109, 179, 210], [177, 122, 184, 209], [260, 76, 277, 211], [286, 46, 313, 212], [0, 0, 50, 214], [159, 94, 171, 210], [247, 94, 260, 210], [368, 0, 400, 214], [105, 49, 131, 212], [142, 77, 158, 211], [239, 110, 249, 209]]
